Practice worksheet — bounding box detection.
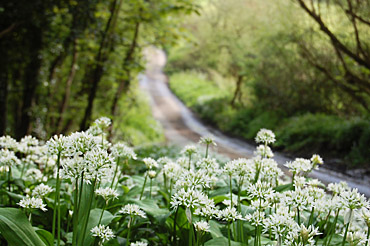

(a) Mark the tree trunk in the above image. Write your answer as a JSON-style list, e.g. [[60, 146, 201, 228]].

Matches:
[[16, 26, 42, 139], [0, 73, 8, 135], [79, 0, 119, 131], [108, 20, 140, 140], [230, 75, 243, 108], [55, 39, 78, 134]]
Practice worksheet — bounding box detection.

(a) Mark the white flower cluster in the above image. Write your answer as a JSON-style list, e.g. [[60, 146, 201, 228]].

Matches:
[[255, 128, 275, 145], [32, 184, 54, 197], [18, 196, 47, 212], [194, 221, 210, 232], [119, 204, 146, 218], [90, 224, 115, 242], [111, 142, 137, 160], [130, 241, 148, 246], [143, 157, 158, 170], [95, 187, 119, 201]]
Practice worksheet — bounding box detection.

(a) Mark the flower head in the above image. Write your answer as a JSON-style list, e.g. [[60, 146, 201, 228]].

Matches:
[[119, 204, 146, 218], [18, 196, 47, 212], [143, 157, 158, 170], [32, 184, 54, 198], [255, 129, 275, 145], [90, 224, 115, 242], [199, 136, 217, 146], [95, 187, 119, 201], [194, 221, 210, 232]]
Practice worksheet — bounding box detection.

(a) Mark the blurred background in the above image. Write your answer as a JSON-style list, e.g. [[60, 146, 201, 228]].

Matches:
[[0, 0, 369, 171]]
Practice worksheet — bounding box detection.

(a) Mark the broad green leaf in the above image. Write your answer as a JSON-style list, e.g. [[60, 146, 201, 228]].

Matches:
[[274, 183, 293, 192], [209, 220, 223, 238], [0, 208, 46, 246], [129, 199, 169, 216], [204, 237, 243, 246], [34, 228, 54, 246]]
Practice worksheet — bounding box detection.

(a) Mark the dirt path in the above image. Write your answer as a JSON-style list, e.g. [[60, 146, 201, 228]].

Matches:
[[139, 47, 370, 196]]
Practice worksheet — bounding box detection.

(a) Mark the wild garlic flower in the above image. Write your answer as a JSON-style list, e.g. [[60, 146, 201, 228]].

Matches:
[[254, 144, 274, 158], [46, 135, 68, 156], [24, 168, 43, 182], [285, 158, 312, 176], [255, 129, 275, 145], [182, 145, 197, 156], [282, 187, 312, 211], [361, 207, 370, 227], [130, 242, 148, 246], [143, 157, 158, 169], [95, 187, 119, 201], [248, 181, 275, 201], [293, 176, 307, 188], [162, 162, 183, 179], [340, 188, 369, 210], [296, 224, 321, 246], [218, 207, 243, 222], [20, 135, 39, 147], [119, 204, 146, 218], [65, 132, 101, 156], [83, 148, 114, 183], [18, 196, 47, 211], [94, 117, 111, 129], [90, 224, 115, 242], [263, 208, 297, 238], [328, 181, 349, 196], [111, 142, 137, 160], [194, 198, 219, 219], [32, 184, 54, 198], [245, 210, 266, 226], [195, 158, 220, 173], [148, 170, 157, 179], [199, 136, 217, 146], [171, 188, 208, 209], [174, 169, 212, 190], [0, 136, 17, 150], [311, 154, 323, 167], [194, 221, 210, 232], [307, 179, 324, 187], [0, 149, 20, 167]]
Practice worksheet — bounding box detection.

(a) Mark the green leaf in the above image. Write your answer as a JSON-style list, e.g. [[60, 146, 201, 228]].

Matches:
[[34, 228, 54, 246], [129, 199, 169, 216], [274, 183, 293, 192], [209, 220, 223, 239], [204, 237, 243, 246], [0, 208, 46, 246]]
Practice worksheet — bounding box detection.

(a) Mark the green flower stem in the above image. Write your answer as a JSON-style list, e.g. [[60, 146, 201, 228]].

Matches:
[[98, 201, 107, 225], [127, 217, 133, 246], [308, 207, 315, 226], [188, 154, 192, 170], [227, 222, 231, 246], [173, 207, 179, 245], [149, 178, 153, 199], [189, 222, 194, 246], [326, 209, 340, 246], [205, 144, 209, 158], [341, 209, 352, 246], [72, 178, 80, 246], [229, 175, 233, 208], [140, 173, 148, 200], [110, 157, 120, 189], [52, 152, 61, 240], [365, 226, 369, 246], [297, 208, 300, 225]]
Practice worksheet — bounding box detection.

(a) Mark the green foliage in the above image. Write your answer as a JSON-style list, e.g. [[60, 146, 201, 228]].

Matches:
[[0, 208, 46, 246]]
